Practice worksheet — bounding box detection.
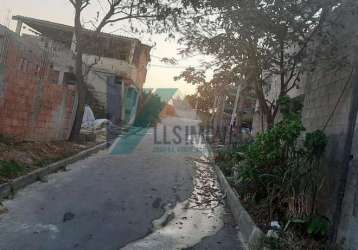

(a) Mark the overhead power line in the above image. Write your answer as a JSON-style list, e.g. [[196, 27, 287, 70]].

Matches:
[[148, 64, 206, 70], [148, 64, 189, 69]]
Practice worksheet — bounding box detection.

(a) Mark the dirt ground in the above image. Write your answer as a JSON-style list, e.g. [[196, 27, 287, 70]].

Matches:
[[0, 139, 97, 184]]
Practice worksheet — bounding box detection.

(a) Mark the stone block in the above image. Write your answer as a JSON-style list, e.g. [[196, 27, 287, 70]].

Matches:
[[10, 171, 39, 193], [248, 227, 264, 250], [239, 210, 255, 242], [0, 183, 11, 200]]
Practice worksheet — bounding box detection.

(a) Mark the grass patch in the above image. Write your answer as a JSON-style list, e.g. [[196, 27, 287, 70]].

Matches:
[[0, 160, 25, 179]]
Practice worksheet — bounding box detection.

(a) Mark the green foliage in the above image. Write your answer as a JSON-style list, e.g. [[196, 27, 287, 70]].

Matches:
[[264, 236, 287, 250], [0, 160, 24, 179], [216, 148, 244, 176], [278, 95, 304, 119], [238, 115, 305, 191], [177, 0, 336, 127], [262, 216, 330, 249], [304, 130, 328, 160], [285, 216, 330, 238], [307, 216, 330, 238], [174, 67, 206, 86], [216, 97, 328, 224], [233, 94, 327, 219], [247, 115, 304, 164], [177, 67, 239, 115]]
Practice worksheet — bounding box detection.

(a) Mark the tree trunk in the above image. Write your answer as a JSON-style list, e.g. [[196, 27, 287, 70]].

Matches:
[[236, 94, 246, 132], [266, 112, 274, 129], [225, 83, 241, 144], [249, 46, 274, 131], [210, 95, 218, 125], [69, 2, 87, 142], [213, 92, 225, 140]]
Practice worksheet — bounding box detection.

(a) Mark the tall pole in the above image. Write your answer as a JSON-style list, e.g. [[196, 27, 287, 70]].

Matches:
[[230, 83, 241, 128], [225, 83, 241, 144], [195, 92, 199, 120]]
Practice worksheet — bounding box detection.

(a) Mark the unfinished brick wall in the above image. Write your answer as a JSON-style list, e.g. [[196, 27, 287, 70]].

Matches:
[[0, 26, 77, 141]]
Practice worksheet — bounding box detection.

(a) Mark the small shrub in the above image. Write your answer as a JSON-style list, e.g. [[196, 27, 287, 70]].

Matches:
[[284, 216, 330, 239], [215, 96, 329, 246], [233, 95, 327, 220], [307, 216, 330, 239], [264, 236, 286, 250], [215, 148, 244, 176], [304, 130, 328, 160], [0, 160, 25, 179]]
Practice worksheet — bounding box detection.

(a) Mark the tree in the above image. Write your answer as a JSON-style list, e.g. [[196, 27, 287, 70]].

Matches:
[[178, 0, 341, 130], [175, 65, 239, 140], [67, 0, 198, 141]]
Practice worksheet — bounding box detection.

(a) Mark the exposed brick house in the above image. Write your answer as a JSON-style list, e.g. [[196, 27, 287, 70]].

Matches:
[[12, 16, 151, 126], [0, 15, 151, 142]]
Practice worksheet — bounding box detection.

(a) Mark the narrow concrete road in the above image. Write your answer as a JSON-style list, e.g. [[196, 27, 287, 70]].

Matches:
[[0, 114, 243, 250]]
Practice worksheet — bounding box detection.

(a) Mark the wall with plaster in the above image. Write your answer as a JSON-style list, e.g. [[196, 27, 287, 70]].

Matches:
[[300, 4, 358, 248]]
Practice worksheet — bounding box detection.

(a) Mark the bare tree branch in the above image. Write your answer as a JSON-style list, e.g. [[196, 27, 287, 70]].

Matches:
[[68, 0, 75, 7], [284, 71, 302, 95], [81, 1, 91, 11]]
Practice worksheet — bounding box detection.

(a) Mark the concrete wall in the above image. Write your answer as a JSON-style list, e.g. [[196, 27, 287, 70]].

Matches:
[[84, 48, 149, 124], [300, 3, 358, 248], [86, 70, 113, 110], [83, 44, 150, 90], [85, 70, 140, 126], [0, 26, 76, 141], [83, 55, 137, 84], [249, 4, 358, 247]]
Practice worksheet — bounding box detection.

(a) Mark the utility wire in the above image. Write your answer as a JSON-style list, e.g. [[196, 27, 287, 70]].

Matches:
[[148, 64, 189, 69], [148, 64, 206, 70], [323, 67, 354, 131]]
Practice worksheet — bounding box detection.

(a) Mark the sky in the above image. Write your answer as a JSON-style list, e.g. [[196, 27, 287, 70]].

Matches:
[[0, 0, 208, 95]]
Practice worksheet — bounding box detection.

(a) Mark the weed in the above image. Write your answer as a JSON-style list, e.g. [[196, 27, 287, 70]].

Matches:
[[0, 160, 25, 179]]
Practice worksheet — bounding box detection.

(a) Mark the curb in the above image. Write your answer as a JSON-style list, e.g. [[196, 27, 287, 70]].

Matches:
[[0, 142, 108, 200], [214, 165, 265, 250]]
